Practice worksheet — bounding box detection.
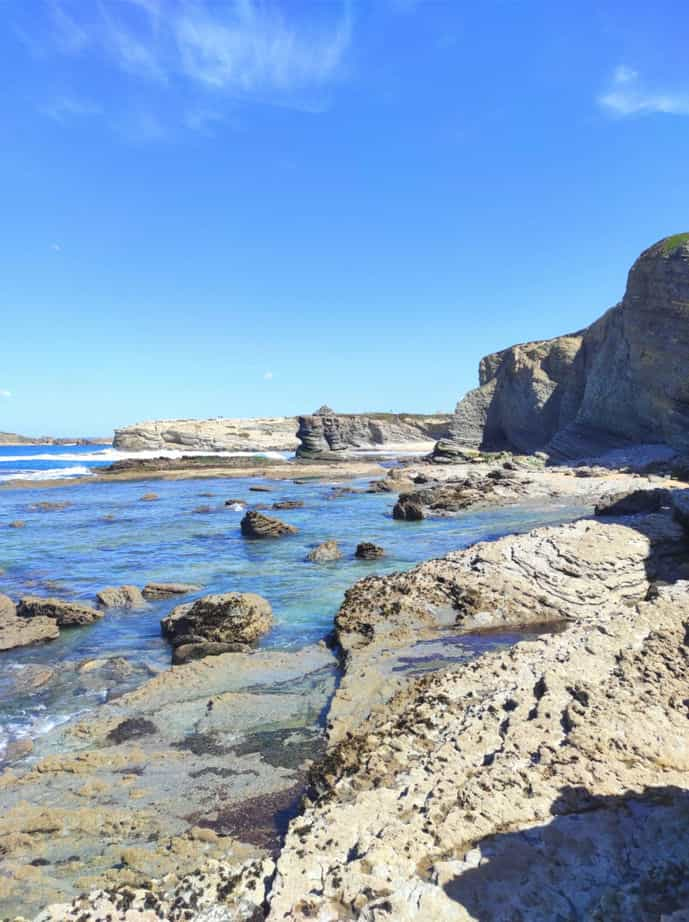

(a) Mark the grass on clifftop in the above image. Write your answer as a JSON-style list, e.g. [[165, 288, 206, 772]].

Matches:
[[661, 233, 689, 255]]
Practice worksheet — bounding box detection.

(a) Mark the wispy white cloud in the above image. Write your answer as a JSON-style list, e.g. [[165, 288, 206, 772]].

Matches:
[[51, 242, 62, 251], [599, 66, 689, 117], [40, 95, 102, 121], [0, 390, 12, 399], [263, 371, 274, 381], [174, 2, 352, 97], [32, 0, 352, 127]]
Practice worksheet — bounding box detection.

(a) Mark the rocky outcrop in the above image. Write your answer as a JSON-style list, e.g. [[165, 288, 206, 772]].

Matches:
[[161, 592, 273, 654], [296, 412, 452, 458], [307, 540, 342, 562], [445, 234, 689, 458], [96, 586, 149, 609], [113, 417, 299, 452], [355, 542, 385, 560], [240, 510, 298, 538], [17, 597, 102, 626], [266, 510, 689, 920], [0, 593, 59, 651], [142, 582, 201, 600]]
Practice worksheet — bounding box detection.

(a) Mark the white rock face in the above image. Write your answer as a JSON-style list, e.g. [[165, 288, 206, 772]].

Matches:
[[113, 417, 299, 452]]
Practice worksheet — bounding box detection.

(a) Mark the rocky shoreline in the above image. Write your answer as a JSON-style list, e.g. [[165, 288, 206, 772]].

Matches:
[[2, 451, 689, 920]]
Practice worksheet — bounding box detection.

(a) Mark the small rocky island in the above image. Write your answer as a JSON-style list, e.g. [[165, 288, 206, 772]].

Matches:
[[3, 234, 689, 921]]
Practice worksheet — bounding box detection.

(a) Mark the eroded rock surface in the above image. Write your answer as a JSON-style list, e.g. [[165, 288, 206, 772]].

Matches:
[[241, 511, 298, 538], [96, 585, 149, 609], [296, 412, 452, 459], [307, 541, 342, 563], [267, 513, 689, 921], [113, 416, 299, 452], [0, 593, 59, 652]]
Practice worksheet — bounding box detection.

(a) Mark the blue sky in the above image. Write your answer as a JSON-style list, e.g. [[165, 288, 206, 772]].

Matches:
[[2, 0, 689, 436]]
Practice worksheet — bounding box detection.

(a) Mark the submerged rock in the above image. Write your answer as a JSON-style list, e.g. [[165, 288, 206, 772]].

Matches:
[[172, 640, 251, 665], [142, 582, 201, 600], [29, 501, 71, 512], [161, 592, 273, 651], [355, 542, 385, 560], [240, 510, 298, 538], [273, 500, 304, 510], [139, 492, 159, 502], [96, 585, 149, 610], [307, 540, 342, 563], [0, 593, 59, 651], [17, 596, 102, 626]]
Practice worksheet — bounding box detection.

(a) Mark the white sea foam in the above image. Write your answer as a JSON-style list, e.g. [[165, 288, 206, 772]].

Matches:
[[0, 465, 94, 483], [0, 448, 289, 464]]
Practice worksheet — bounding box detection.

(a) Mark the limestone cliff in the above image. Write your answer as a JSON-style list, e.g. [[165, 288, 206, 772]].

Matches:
[[113, 417, 299, 452], [296, 412, 452, 457], [445, 233, 689, 457]]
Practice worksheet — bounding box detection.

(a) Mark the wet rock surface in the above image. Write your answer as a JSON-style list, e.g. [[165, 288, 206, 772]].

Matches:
[[306, 541, 342, 563], [96, 585, 149, 609], [0, 593, 59, 652], [0, 645, 336, 919], [355, 542, 385, 560], [141, 581, 202, 600]]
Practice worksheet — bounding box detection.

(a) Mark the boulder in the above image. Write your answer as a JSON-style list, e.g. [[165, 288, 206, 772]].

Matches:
[[272, 500, 304, 510], [140, 492, 159, 502], [595, 488, 670, 517], [224, 498, 247, 507], [240, 510, 298, 538], [355, 542, 385, 560], [17, 596, 102, 626], [307, 540, 343, 563], [249, 485, 273, 492], [96, 585, 149, 609], [161, 592, 273, 650], [392, 495, 424, 521], [8, 520, 25, 528], [142, 582, 202, 600], [0, 593, 59, 651]]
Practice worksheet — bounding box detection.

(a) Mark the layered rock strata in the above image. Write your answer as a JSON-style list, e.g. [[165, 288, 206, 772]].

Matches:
[[296, 412, 452, 458], [444, 234, 689, 458], [113, 417, 299, 452]]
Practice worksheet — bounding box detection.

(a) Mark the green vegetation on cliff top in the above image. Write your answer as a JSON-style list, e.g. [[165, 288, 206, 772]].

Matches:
[[661, 233, 689, 255]]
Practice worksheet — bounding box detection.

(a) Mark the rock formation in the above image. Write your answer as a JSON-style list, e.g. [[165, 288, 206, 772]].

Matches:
[[113, 417, 299, 452], [17, 597, 102, 626], [0, 593, 59, 651], [307, 540, 342, 562], [444, 233, 689, 458], [296, 412, 453, 458], [355, 542, 385, 559], [142, 582, 201, 600], [240, 510, 298, 538], [161, 592, 273, 654], [96, 586, 149, 609]]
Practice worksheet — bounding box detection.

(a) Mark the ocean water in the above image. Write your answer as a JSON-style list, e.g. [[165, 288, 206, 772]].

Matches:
[[0, 445, 588, 759]]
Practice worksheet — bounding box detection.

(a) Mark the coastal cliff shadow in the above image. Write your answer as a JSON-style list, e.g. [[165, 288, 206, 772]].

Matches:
[[443, 785, 689, 922]]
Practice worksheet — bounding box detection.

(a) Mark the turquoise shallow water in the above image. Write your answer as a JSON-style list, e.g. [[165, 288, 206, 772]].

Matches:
[[0, 463, 588, 755]]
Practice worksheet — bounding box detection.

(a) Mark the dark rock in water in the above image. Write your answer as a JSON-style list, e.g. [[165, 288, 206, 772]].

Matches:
[[595, 488, 670, 517], [393, 496, 424, 521], [28, 501, 71, 512], [172, 641, 250, 664], [96, 585, 149, 609], [8, 520, 25, 528], [17, 597, 102, 626], [249, 485, 273, 493], [240, 510, 298, 538], [272, 500, 304, 510], [355, 542, 385, 560], [192, 504, 214, 514], [140, 492, 159, 502], [307, 540, 342, 563], [367, 480, 393, 493], [142, 582, 201, 600], [224, 497, 247, 507], [107, 717, 159, 745], [161, 592, 273, 650], [0, 593, 59, 651]]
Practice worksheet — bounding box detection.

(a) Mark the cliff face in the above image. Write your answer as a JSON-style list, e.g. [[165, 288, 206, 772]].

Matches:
[[296, 412, 453, 457], [113, 418, 299, 452], [447, 234, 689, 458]]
